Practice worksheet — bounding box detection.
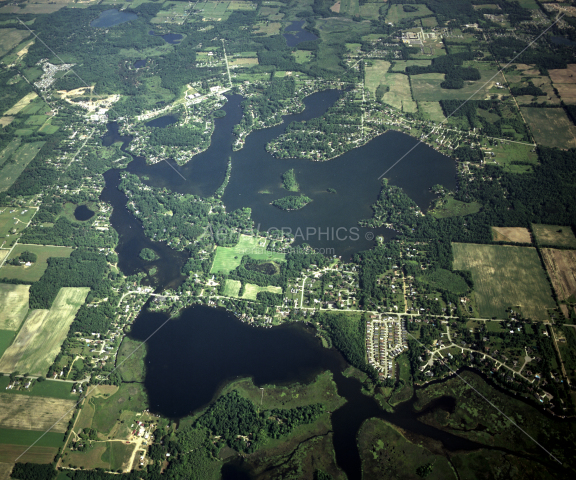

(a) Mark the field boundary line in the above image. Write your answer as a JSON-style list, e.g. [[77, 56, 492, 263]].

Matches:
[[378, 13, 565, 180]]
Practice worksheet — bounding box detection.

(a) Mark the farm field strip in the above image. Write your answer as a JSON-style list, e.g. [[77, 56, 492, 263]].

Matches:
[[0, 244, 74, 282], [0, 393, 74, 433], [0, 287, 90, 375], [0, 284, 30, 331], [541, 248, 576, 302]]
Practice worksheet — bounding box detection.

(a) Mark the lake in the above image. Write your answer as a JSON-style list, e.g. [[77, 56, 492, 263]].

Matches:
[[133, 59, 146, 68], [145, 115, 178, 128], [128, 304, 488, 480], [90, 9, 137, 28], [283, 20, 319, 47], [550, 35, 576, 46], [73, 205, 95, 221], [149, 30, 184, 44]]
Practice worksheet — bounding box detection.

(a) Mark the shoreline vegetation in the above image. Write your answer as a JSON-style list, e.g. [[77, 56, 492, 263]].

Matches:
[[271, 194, 312, 211]]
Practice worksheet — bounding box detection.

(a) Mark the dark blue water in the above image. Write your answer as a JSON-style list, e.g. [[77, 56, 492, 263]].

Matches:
[[550, 36, 576, 46], [148, 30, 183, 44], [145, 115, 177, 128], [90, 9, 137, 28], [283, 20, 318, 47], [73, 205, 95, 221], [133, 59, 146, 68]]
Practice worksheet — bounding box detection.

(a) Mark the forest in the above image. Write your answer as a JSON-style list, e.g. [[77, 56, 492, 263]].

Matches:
[[282, 168, 300, 192], [272, 194, 313, 211]]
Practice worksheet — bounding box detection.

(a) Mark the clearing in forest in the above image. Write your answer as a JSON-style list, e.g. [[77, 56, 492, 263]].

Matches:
[[491, 227, 532, 244], [541, 248, 576, 302], [210, 235, 285, 274], [532, 224, 576, 248]]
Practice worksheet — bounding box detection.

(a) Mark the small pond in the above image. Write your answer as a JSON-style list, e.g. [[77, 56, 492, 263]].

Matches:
[[74, 205, 95, 221], [283, 20, 318, 47], [149, 31, 184, 44]]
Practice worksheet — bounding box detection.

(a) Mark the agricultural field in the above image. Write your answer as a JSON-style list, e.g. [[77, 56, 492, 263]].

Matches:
[[390, 60, 431, 72], [532, 224, 576, 248], [210, 235, 284, 274], [0, 287, 90, 375], [411, 69, 505, 102], [228, 57, 259, 66], [541, 249, 576, 302], [0, 1, 68, 14], [0, 28, 30, 57], [492, 227, 532, 244], [452, 243, 556, 320], [366, 61, 416, 112], [242, 283, 282, 301], [0, 244, 73, 282], [0, 284, 29, 331], [385, 4, 434, 23], [3, 92, 37, 116], [553, 84, 576, 105], [0, 206, 37, 247], [0, 142, 45, 192], [0, 463, 11, 480], [0, 444, 57, 464], [417, 101, 445, 122], [0, 393, 74, 432], [0, 139, 18, 168], [0, 428, 63, 448], [253, 21, 281, 35], [0, 377, 75, 400], [150, 1, 191, 24], [486, 141, 538, 173], [520, 107, 576, 149], [548, 64, 576, 85]]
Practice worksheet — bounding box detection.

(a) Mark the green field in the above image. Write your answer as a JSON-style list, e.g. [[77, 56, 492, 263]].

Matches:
[[0, 142, 45, 192], [0, 287, 90, 375], [116, 337, 146, 383], [0, 284, 29, 331], [418, 101, 446, 122], [411, 70, 505, 102], [487, 142, 538, 173], [90, 383, 147, 435], [210, 235, 285, 274], [223, 279, 241, 297], [0, 138, 21, 169], [532, 224, 576, 248], [452, 243, 556, 320], [292, 50, 312, 64], [0, 377, 76, 400], [520, 107, 576, 149], [0, 244, 73, 282], [242, 283, 282, 301], [0, 28, 30, 57], [390, 60, 431, 73], [385, 4, 434, 23], [429, 196, 482, 219], [0, 206, 37, 246], [0, 428, 63, 448], [366, 61, 416, 112], [0, 330, 16, 359]]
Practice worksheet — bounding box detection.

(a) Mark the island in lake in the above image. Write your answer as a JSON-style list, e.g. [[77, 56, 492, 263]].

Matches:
[[282, 168, 299, 192], [272, 194, 312, 211]]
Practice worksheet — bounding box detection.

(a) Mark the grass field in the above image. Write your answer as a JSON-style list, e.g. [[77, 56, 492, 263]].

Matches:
[[0, 287, 89, 375], [0, 444, 57, 464], [242, 283, 282, 300], [541, 248, 576, 302], [0, 331, 16, 360], [63, 441, 134, 471], [385, 4, 434, 23], [0, 29, 30, 57], [390, 60, 431, 72], [0, 284, 29, 331], [417, 101, 446, 122], [521, 107, 576, 149], [0, 428, 63, 447], [0, 393, 74, 432], [116, 337, 146, 383], [292, 50, 312, 63], [532, 224, 576, 248], [3, 92, 37, 116], [411, 70, 504, 101], [452, 243, 556, 320], [0, 206, 37, 244], [0, 377, 75, 400], [0, 463, 12, 480], [0, 139, 21, 169], [487, 142, 538, 173], [366, 61, 416, 112], [492, 226, 532, 244], [228, 57, 258, 66], [90, 383, 147, 436], [429, 196, 481, 219], [210, 235, 285, 274], [223, 279, 241, 297], [0, 245, 73, 282], [0, 142, 45, 192]]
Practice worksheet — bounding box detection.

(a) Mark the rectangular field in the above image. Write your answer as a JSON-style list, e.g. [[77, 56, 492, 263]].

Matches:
[[0, 393, 74, 432], [223, 279, 241, 297], [492, 227, 532, 244], [541, 249, 576, 302], [418, 101, 446, 122], [210, 235, 284, 274], [0, 377, 75, 400], [0, 444, 57, 464], [520, 107, 576, 149], [0, 244, 73, 282], [0, 287, 89, 375], [532, 224, 576, 248], [0, 138, 21, 169], [452, 243, 556, 320], [0, 428, 64, 447], [411, 70, 505, 101], [242, 283, 282, 301], [366, 61, 416, 112], [0, 142, 45, 192], [0, 284, 29, 331]]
